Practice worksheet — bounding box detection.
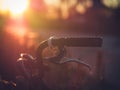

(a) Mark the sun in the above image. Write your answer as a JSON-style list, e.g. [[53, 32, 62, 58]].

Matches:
[[0, 0, 29, 17]]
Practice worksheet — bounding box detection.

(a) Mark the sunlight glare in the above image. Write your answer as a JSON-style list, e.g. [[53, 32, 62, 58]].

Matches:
[[0, 0, 29, 17]]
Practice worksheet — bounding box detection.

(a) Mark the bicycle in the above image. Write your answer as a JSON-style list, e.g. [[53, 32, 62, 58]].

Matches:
[[16, 37, 103, 90]]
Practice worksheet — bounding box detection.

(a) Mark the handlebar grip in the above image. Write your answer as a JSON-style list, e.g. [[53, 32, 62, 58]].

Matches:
[[52, 37, 103, 47]]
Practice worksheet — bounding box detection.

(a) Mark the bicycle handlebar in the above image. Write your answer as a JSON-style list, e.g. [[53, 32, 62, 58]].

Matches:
[[36, 37, 103, 63]]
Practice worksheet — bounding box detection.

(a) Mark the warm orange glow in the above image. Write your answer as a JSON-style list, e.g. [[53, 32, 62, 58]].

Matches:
[[68, 0, 77, 7], [5, 26, 28, 45], [6, 26, 27, 38], [4, 17, 29, 46], [5, 23, 27, 37], [46, 9, 59, 19], [61, 3, 69, 19], [76, 4, 86, 14], [76, 0, 93, 14], [44, 0, 60, 7], [0, 0, 29, 17]]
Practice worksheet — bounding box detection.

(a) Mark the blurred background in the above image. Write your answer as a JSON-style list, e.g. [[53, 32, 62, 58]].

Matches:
[[0, 0, 120, 89]]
